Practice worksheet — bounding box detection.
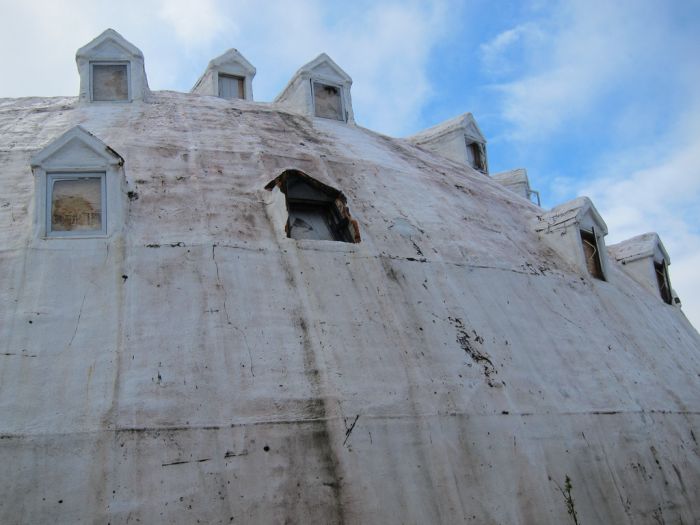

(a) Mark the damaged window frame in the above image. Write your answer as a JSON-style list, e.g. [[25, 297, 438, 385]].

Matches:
[[90, 61, 131, 102], [311, 80, 346, 122], [45, 172, 107, 238], [580, 227, 605, 281], [265, 170, 360, 243]]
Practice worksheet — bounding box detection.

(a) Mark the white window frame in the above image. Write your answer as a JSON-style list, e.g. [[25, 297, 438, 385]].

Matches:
[[90, 61, 131, 102], [46, 172, 107, 238], [311, 80, 346, 121]]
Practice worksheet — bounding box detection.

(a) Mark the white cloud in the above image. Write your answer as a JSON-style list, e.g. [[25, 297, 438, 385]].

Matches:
[[157, 0, 235, 48], [577, 109, 700, 329]]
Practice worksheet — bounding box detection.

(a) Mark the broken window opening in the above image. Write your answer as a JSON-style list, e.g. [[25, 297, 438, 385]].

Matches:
[[265, 170, 360, 243], [655, 261, 673, 305], [465, 140, 485, 172], [313, 82, 344, 121], [218, 73, 245, 99], [581, 228, 605, 280], [47, 173, 106, 236], [91, 62, 129, 101]]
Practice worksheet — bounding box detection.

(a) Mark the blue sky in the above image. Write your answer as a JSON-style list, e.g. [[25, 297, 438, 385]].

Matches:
[[1, 0, 699, 328]]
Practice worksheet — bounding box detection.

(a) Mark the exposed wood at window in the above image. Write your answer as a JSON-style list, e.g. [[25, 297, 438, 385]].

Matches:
[[92, 64, 128, 101], [218, 74, 245, 99], [655, 261, 673, 305], [581, 229, 604, 280], [265, 169, 360, 243], [313, 82, 343, 121]]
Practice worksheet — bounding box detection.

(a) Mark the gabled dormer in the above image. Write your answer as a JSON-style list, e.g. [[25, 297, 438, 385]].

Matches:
[[76, 28, 150, 103], [492, 168, 540, 205], [534, 197, 609, 280], [407, 113, 488, 174], [30, 126, 126, 238], [191, 49, 256, 101], [609, 233, 676, 305], [274, 53, 354, 123]]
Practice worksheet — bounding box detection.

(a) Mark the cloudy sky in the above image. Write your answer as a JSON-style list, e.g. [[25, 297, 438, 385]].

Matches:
[[1, 0, 699, 328]]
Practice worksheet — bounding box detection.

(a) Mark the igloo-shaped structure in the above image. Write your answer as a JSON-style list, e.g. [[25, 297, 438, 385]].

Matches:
[[274, 53, 354, 123], [191, 48, 256, 101], [76, 28, 150, 102]]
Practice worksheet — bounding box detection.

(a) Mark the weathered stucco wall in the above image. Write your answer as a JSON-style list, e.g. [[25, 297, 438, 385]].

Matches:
[[0, 93, 699, 524]]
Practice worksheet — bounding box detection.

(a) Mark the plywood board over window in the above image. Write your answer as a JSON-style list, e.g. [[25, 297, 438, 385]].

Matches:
[[313, 82, 344, 120], [46, 173, 106, 237], [91, 63, 129, 101], [218, 74, 245, 99]]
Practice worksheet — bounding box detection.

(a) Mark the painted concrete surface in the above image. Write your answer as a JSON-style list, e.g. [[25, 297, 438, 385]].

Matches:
[[0, 92, 699, 524]]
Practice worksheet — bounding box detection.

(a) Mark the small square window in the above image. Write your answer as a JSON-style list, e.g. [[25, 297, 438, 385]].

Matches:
[[581, 229, 605, 280], [91, 62, 129, 101], [47, 174, 106, 237], [313, 82, 344, 120], [218, 73, 245, 99]]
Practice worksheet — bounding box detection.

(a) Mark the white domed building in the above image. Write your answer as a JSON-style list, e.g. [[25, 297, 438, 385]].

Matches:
[[0, 29, 698, 524]]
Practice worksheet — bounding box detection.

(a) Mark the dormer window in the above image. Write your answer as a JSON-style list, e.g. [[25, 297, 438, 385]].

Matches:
[[274, 53, 355, 124], [265, 169, 360, 243], [580, 228, 604, 280], [191, 49, 256, 101], [313, 82, 344, 120], [407, 113, 488, 174], [91, 62, 129, 101], [534, 197, 609, 281], [218, 73, 245, 99], [76, 29, 150, 103], [30, 126, 125, 239]]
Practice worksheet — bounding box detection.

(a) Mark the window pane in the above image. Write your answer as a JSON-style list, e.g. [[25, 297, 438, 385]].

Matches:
[[51, 178, 103, 232], [92, 64, 128, 101], [218, 74, 244, 99], [313, 82, 343, 120]]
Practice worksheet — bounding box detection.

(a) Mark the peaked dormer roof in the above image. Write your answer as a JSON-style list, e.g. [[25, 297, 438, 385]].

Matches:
[[298, 53, 352, 83], [609, 232, 670, 265], [207, 48, 256, 74], [534, 196, 607, 234], [191, 48, 257, 100], [407, 113, 486, 146], [75, 28, 150, 102], [274, 53, 355, 123], [76, 28, 143, 60], [30, 126, 123, 169]]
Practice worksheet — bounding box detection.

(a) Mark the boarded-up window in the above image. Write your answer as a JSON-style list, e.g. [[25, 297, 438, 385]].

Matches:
[[218, 74, 245, 99], [655, 261, 672, 304], [48, 175, 104, 234], [465, 140, 485, 171], [581, 229, 604, 280], [313, 82, 343, 120], [92, 63, 129, 101]]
